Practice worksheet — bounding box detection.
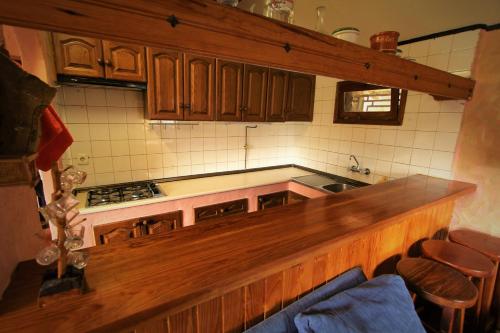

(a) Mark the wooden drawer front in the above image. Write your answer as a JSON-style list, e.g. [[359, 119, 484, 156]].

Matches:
[[142, 211, 183, 235], [94, 219, 142, 245], [195, 199, 248, 223], [258, 191, 288, 210], [288, 191, 309, 205]]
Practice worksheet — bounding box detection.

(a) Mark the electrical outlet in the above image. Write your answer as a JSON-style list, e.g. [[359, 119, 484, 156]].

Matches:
[[77, 154, 89, 165]]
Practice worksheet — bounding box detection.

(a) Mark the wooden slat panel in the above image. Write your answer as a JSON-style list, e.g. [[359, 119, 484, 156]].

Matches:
[[245, 279, 265, 329], [0, 0, 475, 99], [298, 259, 314, 298], [282, 264, 301, 307], [222, 288, 245, 333], [403, 211, 431, 257], [312, 254, 328, 288], [264, 272, 283, 318], [197, 298, 222, 333], [347, 237, 374, 277], [368, 221, 409, 277], [134, 316, 168, 333], [168, 308, 197, 333]]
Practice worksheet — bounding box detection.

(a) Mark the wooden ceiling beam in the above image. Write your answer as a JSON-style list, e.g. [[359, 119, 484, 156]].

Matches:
[[0, 0, 475, 100]]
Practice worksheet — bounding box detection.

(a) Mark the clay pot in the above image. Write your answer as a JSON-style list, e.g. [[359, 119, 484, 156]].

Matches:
[[370, 31, 400, 53]]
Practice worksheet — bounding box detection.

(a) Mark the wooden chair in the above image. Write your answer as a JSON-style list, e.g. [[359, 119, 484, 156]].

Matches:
[[449, 229, 500, 331], [422, 239, 495, 331], [397, 258, 478, 333]]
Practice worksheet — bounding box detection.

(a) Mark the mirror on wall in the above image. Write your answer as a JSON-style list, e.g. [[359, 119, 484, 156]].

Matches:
[[334, 81, 407, 125]]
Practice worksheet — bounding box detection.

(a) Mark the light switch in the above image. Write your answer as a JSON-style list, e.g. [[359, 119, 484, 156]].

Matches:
[[77, 153, 89, 165]]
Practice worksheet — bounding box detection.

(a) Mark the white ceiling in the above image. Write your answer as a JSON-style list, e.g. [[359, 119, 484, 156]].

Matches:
[[239, 0, 500, 46]]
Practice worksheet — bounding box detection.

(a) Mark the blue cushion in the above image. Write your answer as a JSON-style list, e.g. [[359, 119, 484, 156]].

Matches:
[[294, 274, 425, 333], [245, 267, 367, 333]]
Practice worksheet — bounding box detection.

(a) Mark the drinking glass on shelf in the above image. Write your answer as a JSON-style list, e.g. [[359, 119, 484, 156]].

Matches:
[[68, 251, 89, 269], [35, 244, 61, 266], [64, 226, 85, 250]]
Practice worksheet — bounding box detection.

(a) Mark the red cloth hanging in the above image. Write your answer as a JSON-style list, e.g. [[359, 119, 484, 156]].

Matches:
[[35, 105, 73, 171]]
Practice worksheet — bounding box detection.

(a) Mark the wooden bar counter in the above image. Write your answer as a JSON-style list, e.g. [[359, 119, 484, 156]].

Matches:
[[0, 175, 476, 333]]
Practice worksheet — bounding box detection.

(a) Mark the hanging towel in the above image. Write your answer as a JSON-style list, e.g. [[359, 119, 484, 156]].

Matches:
[[36, 105, 73, 171]]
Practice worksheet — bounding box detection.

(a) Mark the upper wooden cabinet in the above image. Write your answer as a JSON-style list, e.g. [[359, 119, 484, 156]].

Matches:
[[266, 69, 289, 122], [183, 54, 215, 121], [242, 65, 269, 122], [53, 33, 104, 78], [286, 73, 316, 121], [147, 48, 184, 120], [102, 40, 146, 82], [52, 33, 146, 82], [216, 60, 243, 121]]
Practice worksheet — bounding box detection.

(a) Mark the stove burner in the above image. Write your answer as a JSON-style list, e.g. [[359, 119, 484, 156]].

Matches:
[[85, 182, 163, 207]]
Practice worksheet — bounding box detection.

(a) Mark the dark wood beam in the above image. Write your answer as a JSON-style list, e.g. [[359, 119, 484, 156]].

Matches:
[[0, 0, 475, 100]]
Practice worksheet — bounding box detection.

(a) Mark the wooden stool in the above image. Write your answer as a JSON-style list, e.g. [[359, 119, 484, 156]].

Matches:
[[397, 258, 478, 333], [422, 239, 495, 331], [449, 229, 500, 331]]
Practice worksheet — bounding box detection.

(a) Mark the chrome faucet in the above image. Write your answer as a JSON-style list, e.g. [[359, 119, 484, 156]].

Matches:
[[349, 155, 370, 175]]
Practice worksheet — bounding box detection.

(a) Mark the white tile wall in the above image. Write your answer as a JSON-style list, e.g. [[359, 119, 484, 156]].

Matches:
[[57, 30, 479, 187]]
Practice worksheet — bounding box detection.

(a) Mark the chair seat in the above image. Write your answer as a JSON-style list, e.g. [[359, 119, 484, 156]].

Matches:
[[422, 240, 495, 278], [449, 229, 500, 262], [397, 258, 478, 309]]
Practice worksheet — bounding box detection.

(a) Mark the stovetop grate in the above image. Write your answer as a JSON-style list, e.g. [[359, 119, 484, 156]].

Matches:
[[85, 182, 164, 207]]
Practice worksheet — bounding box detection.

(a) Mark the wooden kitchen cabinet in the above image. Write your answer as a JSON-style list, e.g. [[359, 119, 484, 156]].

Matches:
[[141, 211, 183, 235], [94, 219, 143, 245], [147, 47, 184, 120], [195, 199, 248, 223], [266, 69, 289, 122], [286, 73, 316, 121], [257, 191, 308, 210], [53, 33, 146, 82], [102, 40, 146, 82], [183, 54, 216, 121], [242, 64, 269, 122], [53, 33, 104, 78], [94, 210, 183, 245], [216, 60, 244, 121]]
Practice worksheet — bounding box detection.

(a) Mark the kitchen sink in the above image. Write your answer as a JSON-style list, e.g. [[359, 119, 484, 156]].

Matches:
[[322, 183, 356, 193]]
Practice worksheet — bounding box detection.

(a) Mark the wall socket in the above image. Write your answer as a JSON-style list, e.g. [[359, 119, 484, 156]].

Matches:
[[77, 154, 89, 165]]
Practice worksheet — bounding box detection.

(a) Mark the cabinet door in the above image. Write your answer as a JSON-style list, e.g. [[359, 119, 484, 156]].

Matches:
[[257, 191, 288, 210], [242, 65, 269, 122], [287, 191, 309, 205], [266, 69, 289, 122], [286, 73, 316, 122], [195, 199, 248, 223], [216, 60, 243, 121], [94, 219, 142, 246], [146, 47, 184, 120], [142, 211, 183, 235], [102, 41, 146, 82], [184, 54, 215, 121], [53, 33, 104, 78]]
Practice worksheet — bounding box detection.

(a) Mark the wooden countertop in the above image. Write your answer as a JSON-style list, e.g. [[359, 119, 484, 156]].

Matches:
[[0, 175, 476, 332]]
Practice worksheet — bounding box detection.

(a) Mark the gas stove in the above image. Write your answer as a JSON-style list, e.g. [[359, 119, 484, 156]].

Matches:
[[82, 181, 164, 207]]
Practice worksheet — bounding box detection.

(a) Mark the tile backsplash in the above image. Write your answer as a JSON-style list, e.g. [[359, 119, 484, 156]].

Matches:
[[57, 30, 479, 187]]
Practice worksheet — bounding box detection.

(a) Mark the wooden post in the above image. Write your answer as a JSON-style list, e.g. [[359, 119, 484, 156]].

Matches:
[[51, 161, 67, 278]]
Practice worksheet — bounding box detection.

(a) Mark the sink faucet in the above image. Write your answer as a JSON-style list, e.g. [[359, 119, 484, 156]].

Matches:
[[349, 155, 370, 175]]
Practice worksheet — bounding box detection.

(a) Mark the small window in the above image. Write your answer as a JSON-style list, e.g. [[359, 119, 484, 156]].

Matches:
[[334, 81, 407, 125]]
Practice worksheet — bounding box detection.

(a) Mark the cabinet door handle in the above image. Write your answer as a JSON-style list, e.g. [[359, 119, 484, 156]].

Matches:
[[104, 59, 113, 68], [97, 58, 104, 66], [184, 104, 191, 109]]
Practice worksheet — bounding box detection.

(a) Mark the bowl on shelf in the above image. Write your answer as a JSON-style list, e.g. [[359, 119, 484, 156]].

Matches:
[[332, 27, 360, 44]]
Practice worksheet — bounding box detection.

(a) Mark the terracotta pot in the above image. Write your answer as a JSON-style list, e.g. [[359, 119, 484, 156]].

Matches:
[[370, 31, 400, 52]]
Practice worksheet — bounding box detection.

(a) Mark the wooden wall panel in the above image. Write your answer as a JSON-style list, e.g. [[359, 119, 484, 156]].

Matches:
[[282, 264, 301, 307], [245, 279, 265, 328], [264, 272, 283, 318], [197, 298, 222, 333], [168, 308, 197, 333], [222, 288, 245, 333], [127, 202, 456, 332]]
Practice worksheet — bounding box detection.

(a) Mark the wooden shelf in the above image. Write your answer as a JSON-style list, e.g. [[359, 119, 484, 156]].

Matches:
[[0, 0, 474, 100]]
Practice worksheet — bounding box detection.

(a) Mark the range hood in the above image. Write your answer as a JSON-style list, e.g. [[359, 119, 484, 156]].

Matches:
[[56, 74, 147, 90]]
